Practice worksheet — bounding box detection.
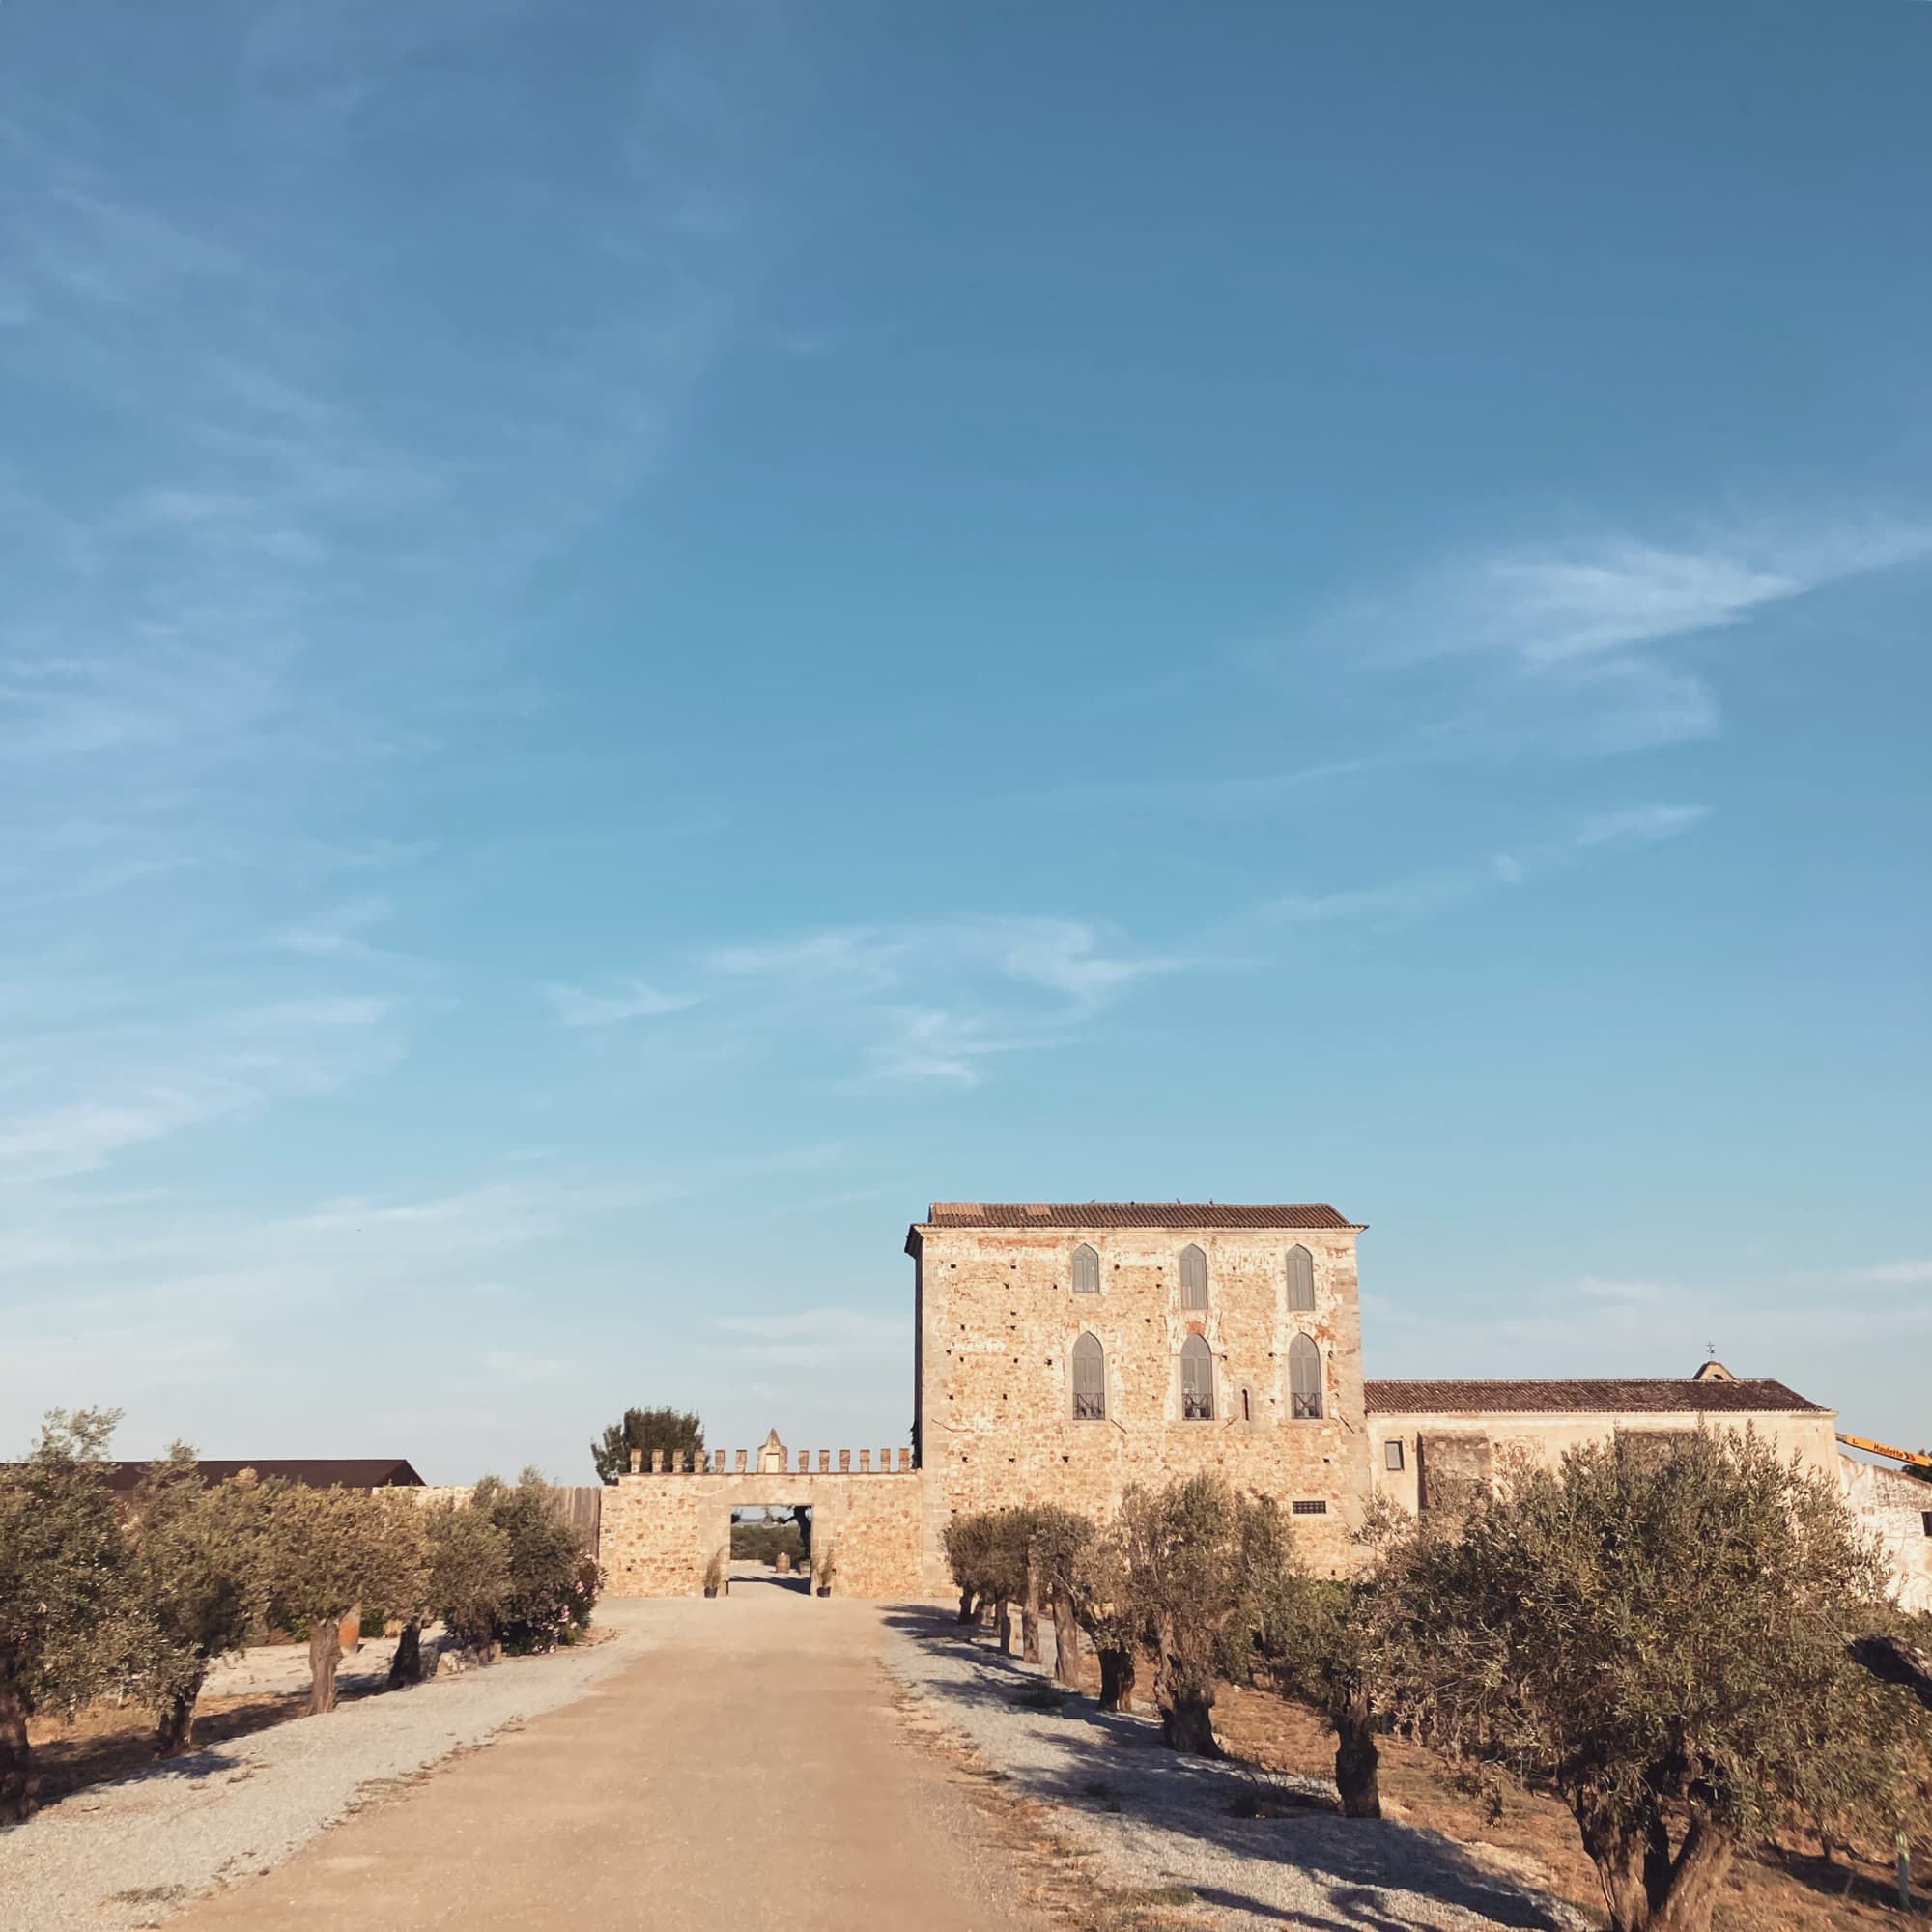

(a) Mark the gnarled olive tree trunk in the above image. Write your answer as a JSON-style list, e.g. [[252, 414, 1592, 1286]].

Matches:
[[0, 1676, 35, 1824], [1333, 1686, 1381, 1818], [995, 1595, 1013, 1655], [307, 1615, 344, 1716], [1155, 1659, 1220, 1756], [1097, 1648, 1137, 1713], [1647, 1815, 1736, 1932], [1049, 1590, 1083, 1689], [1573, 1786, 1735, 1932], [388, 1620, 423, 1689], [153, 1670, 207, 1759], [1020, 1556, 1041, 1665]]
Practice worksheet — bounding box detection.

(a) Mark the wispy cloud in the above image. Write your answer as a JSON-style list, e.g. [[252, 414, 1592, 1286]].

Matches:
[[600, 914, 1185, 1087], [1318, 522, 1931, 756], [1264, 800, 1708, 929], [545, 980, 700, 1028]]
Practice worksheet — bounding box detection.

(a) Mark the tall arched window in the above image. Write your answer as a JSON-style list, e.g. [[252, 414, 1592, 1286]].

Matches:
[[1179, 1243, 1208, 1309], [1180, 1333, 1214, 1420], [1072, 1243, 1100, 1293], [1289, 1334, 1322, 1420], [1072, 1332, 1106, 1420], [1286, 1243, 1315, 1312]]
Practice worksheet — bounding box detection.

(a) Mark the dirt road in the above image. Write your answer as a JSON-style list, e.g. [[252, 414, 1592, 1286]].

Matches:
[[173, 1580, 1047, 1931]]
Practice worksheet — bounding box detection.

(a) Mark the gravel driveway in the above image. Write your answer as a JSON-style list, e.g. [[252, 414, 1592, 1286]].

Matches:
[[881, 1610, 1591, 1932], [0, 1614, 646, 1932]]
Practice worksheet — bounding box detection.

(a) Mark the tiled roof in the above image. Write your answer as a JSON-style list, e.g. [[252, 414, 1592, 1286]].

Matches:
[[99, 1458, 425, 1492], [920, 1201, 1359, 1230], [1365, 1378, 1825, 1417]]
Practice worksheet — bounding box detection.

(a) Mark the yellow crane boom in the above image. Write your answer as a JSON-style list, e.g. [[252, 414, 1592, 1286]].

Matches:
[[1837, 1431, 1932, 1474]]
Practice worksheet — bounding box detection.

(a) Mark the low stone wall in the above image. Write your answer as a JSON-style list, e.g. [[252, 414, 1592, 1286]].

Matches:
[[601, 1452, 923, 1599]]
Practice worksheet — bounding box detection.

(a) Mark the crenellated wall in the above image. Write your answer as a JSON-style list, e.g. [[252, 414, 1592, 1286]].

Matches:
[[599, 1442, 922, 1599]]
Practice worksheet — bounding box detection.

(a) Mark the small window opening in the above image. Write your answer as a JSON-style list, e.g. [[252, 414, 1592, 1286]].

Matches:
[[1072, 1243, 1099, 1293], [1180, 1333, 1214, 1421], [1286, 1243, 1315, 1312], [1289, 1334, 1323, 1420], [1384, 1439, 1406, 1472], [1072, 1332, 1106, 1421], [1292, 1499, 1328, 1516], [1179, 1243, 1208, 1310], [1240, 1387, 1252, 1423]]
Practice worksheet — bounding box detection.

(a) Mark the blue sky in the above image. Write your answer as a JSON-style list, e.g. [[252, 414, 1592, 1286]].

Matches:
[[3, 3, 1928, 1481]]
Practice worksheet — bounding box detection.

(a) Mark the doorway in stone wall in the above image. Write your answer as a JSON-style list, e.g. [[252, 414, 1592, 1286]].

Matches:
[[728, 1505, 812, 1593]]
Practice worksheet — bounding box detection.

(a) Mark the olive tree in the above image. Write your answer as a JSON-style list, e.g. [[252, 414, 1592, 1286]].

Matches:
[[0, 1410, 138, 1821], [474, 1470, 598, 1652], [266, 1485, 428, 1714], [126, 1451, 274, 1756], [1385, 1429, 1928, 1932], [389, 1499, 513, 1686], [941, 1511, 1004, 1625], [1115, 1473, 1296, 1755], [941, 1509, 1029, 1653], [1024, 1505, 1098, 1690], [1266, 1576, 1383, 1817]]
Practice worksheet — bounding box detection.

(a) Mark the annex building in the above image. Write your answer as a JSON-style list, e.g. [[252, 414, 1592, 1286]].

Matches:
[[599, 1201, 1924, 1606]]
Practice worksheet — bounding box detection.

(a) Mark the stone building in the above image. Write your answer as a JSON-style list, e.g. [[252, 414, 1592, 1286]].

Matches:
[[907, 1202, 1369, 1583], [1364, 1362, 1845, 1520], [596, 1200, 1928, 1605]]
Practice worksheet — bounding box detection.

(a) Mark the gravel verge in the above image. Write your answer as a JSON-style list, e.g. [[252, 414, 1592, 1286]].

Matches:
[[0, 1612, 648, 1932], [881, 1611, 1591, 1932]]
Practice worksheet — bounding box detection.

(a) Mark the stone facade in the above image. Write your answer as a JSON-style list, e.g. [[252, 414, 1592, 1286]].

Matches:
[[600, 1446, 923, 1599], [1366, 1400, 1844, 1516], [909, 1205, 1370, 1588], [593, 1201, 1922, 1610]]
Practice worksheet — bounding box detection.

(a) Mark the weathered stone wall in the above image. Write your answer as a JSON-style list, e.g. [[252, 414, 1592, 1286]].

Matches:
[[1368, 1407, 1844, 1515], [912, 1220, 1371, 1588], [1839, 1455, 1932, 1613], [600, 1451, 923, 1599]]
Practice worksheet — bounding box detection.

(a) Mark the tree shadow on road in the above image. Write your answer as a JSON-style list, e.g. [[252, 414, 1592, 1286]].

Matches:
[[879, 1605, 1580, 1932]]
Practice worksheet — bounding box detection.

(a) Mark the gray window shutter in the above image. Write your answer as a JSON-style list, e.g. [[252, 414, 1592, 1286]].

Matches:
[[1179, 1244, 1208, 1309], [1289, 1334, 1322, 1420], [1072, 1244, 1099, 1293], [1180, 1333, 1213, 1420], [1072, 1332, 1105, 1419], [1286, 1244, 1315, 1312]]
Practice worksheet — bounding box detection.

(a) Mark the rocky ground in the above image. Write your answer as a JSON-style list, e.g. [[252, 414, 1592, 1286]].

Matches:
[[881, 1607, 1591, 1932]]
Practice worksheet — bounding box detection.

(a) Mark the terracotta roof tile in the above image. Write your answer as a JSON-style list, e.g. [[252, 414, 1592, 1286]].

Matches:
[[1364, 1378, 1824, 1417], [99, 1458, 425, 1492], [922, 1202, 1359, 1231]]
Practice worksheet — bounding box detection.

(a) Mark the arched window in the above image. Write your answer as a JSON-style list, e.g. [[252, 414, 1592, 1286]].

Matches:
[[1179, 1243, 1208, 1309], [1289, 1334, 1322, 1420], [1286, 1243, 1315, 1312], [1072, 1243, 1100, 1293], [1180, 1333, 1214, 1420], [1072, 1332, 1105, 1420]]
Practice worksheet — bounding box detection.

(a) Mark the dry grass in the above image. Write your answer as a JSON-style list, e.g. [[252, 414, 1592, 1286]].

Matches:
[[26, 1684, 341, 1805], [1212, 1682, 1931, 1932], [25, 1634, 610, 1810]]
